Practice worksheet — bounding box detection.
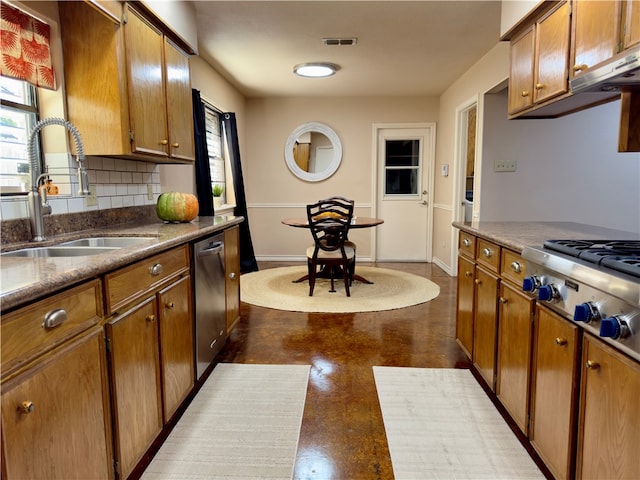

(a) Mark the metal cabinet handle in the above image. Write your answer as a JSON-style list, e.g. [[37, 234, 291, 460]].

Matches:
[[499, 297, 508, 304], [19, 401, 35, 414], [149, 263, 163, 276], [521, 90, 529, 97], [555, 337, 568, 346], [229, 272, 237, 280], [586, 360, 600, 370], [464, 271, 473, 277], [171, 143, 180, 148], [482, 247, 492, 258], [146, 314, 156, 323], [462, 238, 471, 247], [165, 302, 174, 309], [573, 64, 588, 72], [474, 279, 482, 285], [42, 308, 67, 329], [535, 83, 544, 90], [510, 261, 522, 273], [160, 139, 168, 145]]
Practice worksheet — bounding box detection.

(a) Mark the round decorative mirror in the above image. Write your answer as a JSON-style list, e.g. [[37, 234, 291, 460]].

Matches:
[[284, 122, 342, 182]]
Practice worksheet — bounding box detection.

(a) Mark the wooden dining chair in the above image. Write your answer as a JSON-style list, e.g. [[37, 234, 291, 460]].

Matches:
[[306, 199, 356, 296], [318, 196, 357, 282]]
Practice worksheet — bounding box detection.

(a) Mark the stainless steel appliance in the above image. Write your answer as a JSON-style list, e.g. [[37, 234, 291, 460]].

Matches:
[[193, 233, 227, 379], [522, 240, 640, 362], [570, 45, 640, 93]]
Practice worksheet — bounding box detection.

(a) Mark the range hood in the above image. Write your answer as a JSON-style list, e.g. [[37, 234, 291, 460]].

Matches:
[[570, 46, 640, 93]]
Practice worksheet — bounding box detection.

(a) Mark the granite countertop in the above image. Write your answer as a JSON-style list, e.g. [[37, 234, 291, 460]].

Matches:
[[452, 221, 640, 252], [0, 215, 243, 311]]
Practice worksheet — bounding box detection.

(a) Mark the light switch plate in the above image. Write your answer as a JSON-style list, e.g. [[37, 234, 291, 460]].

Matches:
[[85, 185, 97, 206], [494, 159, 517, 172], [147, 184, 154, 200]]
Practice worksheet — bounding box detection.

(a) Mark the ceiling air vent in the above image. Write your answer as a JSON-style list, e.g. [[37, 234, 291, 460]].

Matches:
[[322, 38, 358, 46]]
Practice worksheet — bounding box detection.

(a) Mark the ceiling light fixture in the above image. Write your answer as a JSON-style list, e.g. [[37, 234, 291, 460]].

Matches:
[[293, 63, 338, 78]]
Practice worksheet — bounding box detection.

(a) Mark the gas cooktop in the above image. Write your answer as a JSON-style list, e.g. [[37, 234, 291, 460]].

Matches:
[[544, 240, 640, 278]]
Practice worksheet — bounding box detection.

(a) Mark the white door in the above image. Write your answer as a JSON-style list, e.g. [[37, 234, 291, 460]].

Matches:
[[375, 125, 434, 261]]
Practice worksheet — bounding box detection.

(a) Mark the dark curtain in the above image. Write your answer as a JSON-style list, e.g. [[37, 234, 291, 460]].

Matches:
[[192, 89, 214, 216], [222, 112, 259, 273]]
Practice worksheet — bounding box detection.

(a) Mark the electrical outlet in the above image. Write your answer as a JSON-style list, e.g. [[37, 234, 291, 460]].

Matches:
[[494, 159, 517, 172], [85, 185, 97, 207], [147, 184, 154, 201]]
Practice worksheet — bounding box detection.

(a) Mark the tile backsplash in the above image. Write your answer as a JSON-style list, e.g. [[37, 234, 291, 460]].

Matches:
[[0, 156, 160, 221]]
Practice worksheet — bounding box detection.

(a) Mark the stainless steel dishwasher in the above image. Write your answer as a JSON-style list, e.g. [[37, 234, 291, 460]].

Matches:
[[193, 233, 227, 379]]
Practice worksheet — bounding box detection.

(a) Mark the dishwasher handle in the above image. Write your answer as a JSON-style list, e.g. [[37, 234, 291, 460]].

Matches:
[[197, 241, 223, 257]]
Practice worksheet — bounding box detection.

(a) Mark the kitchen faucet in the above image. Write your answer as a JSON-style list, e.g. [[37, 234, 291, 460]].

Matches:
[[27, 117, 90, 242]]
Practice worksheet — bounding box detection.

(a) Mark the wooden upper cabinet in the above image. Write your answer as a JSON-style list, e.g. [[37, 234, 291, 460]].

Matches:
[[509, 26, 535, 114], [623, 0, 640, 49], [571, 0, 622, 78], [164, 38, 196, 162], [124, 6, 168, 158], [535, 1, 571, 104], [58, 1, 194, 163], [508, 1, 570, 115]]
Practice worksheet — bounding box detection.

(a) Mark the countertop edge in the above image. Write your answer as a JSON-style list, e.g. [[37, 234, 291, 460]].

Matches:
[[0, 216, 244, 312]]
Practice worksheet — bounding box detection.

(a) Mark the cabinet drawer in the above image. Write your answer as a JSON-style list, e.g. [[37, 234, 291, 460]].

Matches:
[[476, 239, 501, 272], [458, 232, 476, 259], [1, 279, 103, 378], [105, 245, 189, 314], [501, 249, 527, 287]]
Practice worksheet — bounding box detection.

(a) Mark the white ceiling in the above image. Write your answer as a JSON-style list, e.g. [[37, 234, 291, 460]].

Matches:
[[193, 1, 503, 98]]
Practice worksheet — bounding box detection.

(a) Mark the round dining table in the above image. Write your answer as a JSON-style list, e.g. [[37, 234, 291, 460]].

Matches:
[[281, 216, 384, 284]]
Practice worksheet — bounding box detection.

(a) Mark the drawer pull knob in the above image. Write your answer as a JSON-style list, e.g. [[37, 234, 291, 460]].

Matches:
[[42, 308, 67, 329], [499, 297, 508, 304], [482, 247, 492, 258], [521, 90, 529, 97], [171, 142, 180, 148], [19, 401, 34, 414], [146, 314, 156, 323], [160, 139, 168, 145], [573, 64, 588, 72], [464, 271, 473, 277], [165, 302, 174, 309], [555, 337, 568, 346], [474, 279, 482, 285], [229, 272, 237, 280], [535, 83, 544, 90], [586, 360, 600, 370], [462, 238, 471, 247], [510, 261, 522, 273], [149, 263, 163, 276]]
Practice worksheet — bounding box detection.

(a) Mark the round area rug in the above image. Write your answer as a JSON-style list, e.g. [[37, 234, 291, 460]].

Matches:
[[240, 266, 440, 313]]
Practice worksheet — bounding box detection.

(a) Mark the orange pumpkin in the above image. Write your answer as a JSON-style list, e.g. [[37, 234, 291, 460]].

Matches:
[[156, 192, 199, 222]]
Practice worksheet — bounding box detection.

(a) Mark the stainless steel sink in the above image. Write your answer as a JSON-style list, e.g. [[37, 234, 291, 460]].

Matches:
[[59, 237, 157, 248], [1, 246, 119, 258]]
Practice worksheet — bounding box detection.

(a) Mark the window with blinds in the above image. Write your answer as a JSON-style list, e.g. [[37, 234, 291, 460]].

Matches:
[[204, 105, 226, 203]]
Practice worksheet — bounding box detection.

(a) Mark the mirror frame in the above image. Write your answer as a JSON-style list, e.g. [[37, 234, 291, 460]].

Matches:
[[284, 122, 342, 182]]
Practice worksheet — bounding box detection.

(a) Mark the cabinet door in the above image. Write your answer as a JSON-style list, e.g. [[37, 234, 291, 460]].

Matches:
[[164, 38, 195, 162], [456, 255, 475, 359], [125, 5, 168, 158], [509, 26, 535, 114], [572, 0, 622, 78], [623, 0, 640, 49], [534, 1, 570, 104], [577, 335, 640, 479], [106, 297, 163, 479], [530, 306, 579, 480], [225, 226, 241, 332], [496, 282, 535, 434], [473, 266, 499, 390], [1, 328, 113, 479], [158, 275, 194, 422]]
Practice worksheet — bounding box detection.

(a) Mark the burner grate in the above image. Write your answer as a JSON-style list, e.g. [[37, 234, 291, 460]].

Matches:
[[544, 239, 640, 278]]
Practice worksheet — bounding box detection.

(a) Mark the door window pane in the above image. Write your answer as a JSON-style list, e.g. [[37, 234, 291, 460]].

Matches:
[[384, 139, 420, 195]]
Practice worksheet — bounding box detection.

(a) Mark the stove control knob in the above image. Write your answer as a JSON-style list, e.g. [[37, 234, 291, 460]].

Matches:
[[538, 284, 560, 302], [522, 276, 540, 293], [574, 303, 600, 323], [600, 317, 630, 339]]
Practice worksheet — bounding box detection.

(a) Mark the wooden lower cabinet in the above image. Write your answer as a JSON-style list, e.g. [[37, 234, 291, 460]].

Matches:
[[158, 275, 194, 422], [496, 281, 535, 434], [473, 265, 499, 389], [106, 296, 163, 479], [1, 327, 113, 479], [225, 226, 241, 332], [576, 335, 640, 480], [529, 305, 580, 480], [456, 255, 475, 358]]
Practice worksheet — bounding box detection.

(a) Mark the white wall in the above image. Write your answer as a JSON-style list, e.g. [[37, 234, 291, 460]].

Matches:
[[480, 91, 640, 233]]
